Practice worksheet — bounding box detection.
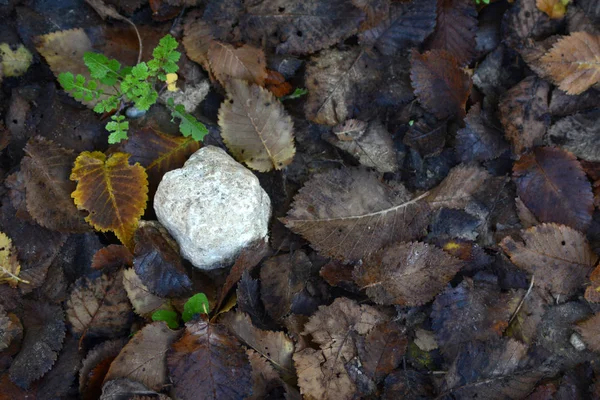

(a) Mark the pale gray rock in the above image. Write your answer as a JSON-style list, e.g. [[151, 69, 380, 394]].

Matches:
[[154, 146, 271, 270]]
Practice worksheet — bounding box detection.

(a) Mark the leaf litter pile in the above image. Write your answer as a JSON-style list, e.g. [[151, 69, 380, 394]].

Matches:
[[1, 0, 600, 399]]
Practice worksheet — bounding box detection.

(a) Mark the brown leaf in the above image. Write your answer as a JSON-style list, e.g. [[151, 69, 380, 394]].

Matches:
[[540, 32, 600, 95], [546, 110, 600, 162], [100, 378, 170, 400], [0, 232, 24, 288], [354, 242, 463, 306], [456, 103, 508, 162], [351, 0, 389, 29], [222, 311, 294, 377], [167, 321, 252, 400], [92, 245, 133, 271], [504, 0, 562, 49], [9, 302, 66, 389], [283, 168, 430, 262], [21, 137, 89, 232], [264, 69, 293, 98], [71, 152, 148, 249], [105, 322, 179, 391], [501, 224, 598, 296], [218, 79, 296, 172], [403, 118, 447, 158], [575, 313, 600, 352], [357, 321, 407, 382], [66, 270, 133, 341], [207, 41, 267, 87], [134, 221, 192, 298], [537, 0, 568, 19], [410, 49, 472, 120], [505, 287, 549, 344], [80, 339, 127, 399], [513, 147, 593, 231], [383, 370, 435, 399], [585, 264, 600, 303], [247, 349, 282, 400], [182, 10, 213, 73], [426, 0, 477, 65], [359, 0, 437, 56], [122, 268, 171, 317], [37, 335, 83, 400], [498, 76, 550, 155], [426, 164, 492, 210], [5, 170, 32, 222]]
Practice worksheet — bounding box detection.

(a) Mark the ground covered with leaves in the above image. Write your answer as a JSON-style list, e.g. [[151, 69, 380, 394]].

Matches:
[[1, 0, 600, 399]]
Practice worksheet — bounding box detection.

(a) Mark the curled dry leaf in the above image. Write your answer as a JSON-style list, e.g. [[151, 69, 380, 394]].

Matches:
[[501, 224, 598, 296], [207, 41, 267, 87], [71, 152, 148, 249], [456, 103, 508, 163], [498, 76, 550, 155], [218, 79, 296, 172], [122, 268, 171, 317], [426, 164, 492, 210], [21, 137, 89, 233], [283, 168, 430, 262], [167, 321, 252, 400], [359, 0, 437, 56], [540, 32, 600, 95], [410, 49, 472, 121], [354, 242, 463, 306], [575, 313, 600, 352], [9, 302, 65, 389], [66, 270, 133, 341], [105, 322, 179, 392], [0, 232, 24, 288], [513, 147, 593, 231]]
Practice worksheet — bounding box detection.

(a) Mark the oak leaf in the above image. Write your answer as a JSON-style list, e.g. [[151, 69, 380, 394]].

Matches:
[[167, 321, 252, 400], [218, 79, 296, 172], [0, 232, 24, 288], [354, 242, 463, 306], [501, 224, 598, 296], [513, 147, 593, 231], [207, 41, 267, 87], [410, 49, 472, 120], [540, 32, 600, 95], [283, 168, 430, 262], [71, 151, 148, 249]]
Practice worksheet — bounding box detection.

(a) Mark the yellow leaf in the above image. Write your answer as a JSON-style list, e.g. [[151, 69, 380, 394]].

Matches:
[[0, 43, 33, 77], [71, 152, 148, 249], [536, 0, 569, 19], [0, 232, 28, 288]]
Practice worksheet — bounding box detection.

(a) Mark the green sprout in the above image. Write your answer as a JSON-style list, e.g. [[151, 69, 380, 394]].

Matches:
[[151, 292, 211, 329]]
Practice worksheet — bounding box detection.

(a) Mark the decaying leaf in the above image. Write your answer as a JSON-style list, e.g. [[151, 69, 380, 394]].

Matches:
[[0, 232, 24, 288], [410, 49, 472, 120], [9, 302, 65, 389], [427, 0, 477, 66], [503, 0, 562, 49], [537, 0, 569, 19], [21, 137, 89, 233], [105, 322, 179, 391], [207, 41, 267, 86], [575, 313, 600, 352], [122, 268, 171, 317], [66, 270, 133, 341], [426, 164, 492, 210], [71, 151, 148, 249], [0, 43, 33, 77], [540, 32, 600, 95], [222, 311, 294, 377], [167, 321, 252, 400], [283, 168, 430, 262], [357, 321, 407, 383], [513, 147, 593, 231], [354, 242, 463, 306], [498, 76, 550, 155], [79, 339, 126, 399], [501, 224, 598, 296], [456, 103, 508, 162], [37, 335, 83, 400], [218, 79, 296, 172]]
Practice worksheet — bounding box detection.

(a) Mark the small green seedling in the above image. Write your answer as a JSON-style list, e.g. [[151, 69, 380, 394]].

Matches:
[[474, 0, 490, 4], [151, 292, 211, 329], [58, 35, 208, 144], [281, 87, 308, 101]]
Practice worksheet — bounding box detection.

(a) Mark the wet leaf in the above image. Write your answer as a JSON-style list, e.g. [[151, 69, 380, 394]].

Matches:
[[357, 321, 407, 383], [426, 164, 492, 210], [0, 232, 24, 288], [354, 242, 463, 306], [37, 335, 82, 400], [207, 41, 267, 87], [105, 322, 179, 391], [283, 168, 430, 262], [167, 321, 252, 400], [182, 293, 210, 322], [351, 0, 389, 29], [410, 49, 472, 120], [540, 32, 600, 95], [100, 378, 170, 400], [513, 147, 593, 231], [71, 151, 148, 249], [503, 0, 562, 49], [456, 103, 508, 162], [427, 0, 477, 66], [403, 118, 447, 158], [218, 79, 296, 172], [501, 224, 598, 296]]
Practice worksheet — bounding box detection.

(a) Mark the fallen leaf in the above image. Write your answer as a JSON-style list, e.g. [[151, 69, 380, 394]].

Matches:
[[0, 232, 24, 288], [354, 242, 463, 306], [100, 378, 170, 400], [426, 0, 478, 65], [218, 79, 296, 172], [237, 270, 269, 330], [122, 268, 171, 317], [21, 137, 89, 233], [351, 0, 389, 29], [537, 0, 569, 19], [9, 302, 65, 389], [426, 164, 492, 210], [182, 10, 213, 73], [505, 287, 549, 344], [167, 321, 252, 400], [247, 349, 283, 400], [0, 43, 33, 77], [357, 321, 407, 382], [79, 339, 126, 399], [498, 76, 550, 155], [264, 69, 293, 98], [66, 270, 133, 341], [5, 170, 32, 222], [37, 335, 82, 400], [546, 109, 600, 162], [456, 103, 508, 162], [383, 370, 435, 399], [504, 0, 562, 49], [71, 151, 148, 249], [585, 264, 600, 303], [105, 322, 179, 391], [403, 118, 447, 158], [0, 305, 21, 352], [501, 224, 598, 296], [283, 168, 430, 262], [91, 245, 133, 271], [207, 41, 267, 87], [540, 32, 600, 95], [575, 313, 600, 352], [410, 49, 472, 120], [513, 147, 593, 231], [359, 0, 437, 56]]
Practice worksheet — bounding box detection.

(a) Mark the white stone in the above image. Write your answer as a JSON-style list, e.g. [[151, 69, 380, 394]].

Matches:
[[154, 146, 271, 270]]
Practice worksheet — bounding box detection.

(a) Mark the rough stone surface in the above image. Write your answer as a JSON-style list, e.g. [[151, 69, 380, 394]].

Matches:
[[154, 146, 271, 270]]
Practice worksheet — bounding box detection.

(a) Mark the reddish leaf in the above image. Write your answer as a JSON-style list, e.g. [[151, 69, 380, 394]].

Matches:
[[91, 245, 133, 271], [427, 0, 478, 65], [79, 339, 126, 400]]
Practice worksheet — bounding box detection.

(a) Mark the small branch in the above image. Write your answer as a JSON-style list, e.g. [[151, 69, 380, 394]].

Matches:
[[123, 17, 143, 65], [508, 275, 535, 325]]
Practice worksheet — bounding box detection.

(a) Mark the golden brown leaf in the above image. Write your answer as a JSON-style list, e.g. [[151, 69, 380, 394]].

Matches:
[[0, 232, 26, 288], [70, 152, 148, 249], [536, 0, 569, 18], [218, 79, 296, 172], [540, 32, 600, 95], [501, 224, 598, 296], [207, 41, 267, 87]]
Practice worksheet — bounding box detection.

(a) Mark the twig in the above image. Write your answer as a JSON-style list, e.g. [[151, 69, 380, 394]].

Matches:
[[508, 275, 535, 325]]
